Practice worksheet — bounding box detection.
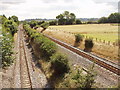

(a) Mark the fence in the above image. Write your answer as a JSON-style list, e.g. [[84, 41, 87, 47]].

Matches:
[[48, 27, 119, 46]]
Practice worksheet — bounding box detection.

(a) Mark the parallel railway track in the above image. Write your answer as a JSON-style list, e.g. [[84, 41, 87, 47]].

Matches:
[[45, 34, 120, 75], [19, 30, 33, 88]]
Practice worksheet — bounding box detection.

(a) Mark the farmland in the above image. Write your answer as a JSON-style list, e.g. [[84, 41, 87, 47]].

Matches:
[[42, 24, 119, 62], [49, 24, 118, 42]]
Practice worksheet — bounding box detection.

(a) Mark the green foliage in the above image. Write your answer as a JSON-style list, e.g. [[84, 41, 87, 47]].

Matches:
[[50, 53, 70, 75], [3, 19, 18, 36], [76, 19, 82, 24], [98, 12, 120, 23], [1, 15, 19, 68], [108, 13, 120, 23], [75, 34, 83, 43], [23, 24, 56, 59], [84, 39, 94, 52], [59, 65, 96, 88], [1, 32, 14, 67], [9, 15, 19, 25], [49, 20, 57, 25], [56, 11, 77, 25], [40, 22, 49, 30], [98, 17, 108, 23], [40, 39, 57, 59], [1, 15, 7, 24], [29, 20, 37, 28], [37, 21, 45, 25]]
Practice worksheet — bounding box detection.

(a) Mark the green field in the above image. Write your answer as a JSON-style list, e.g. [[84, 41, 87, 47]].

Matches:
[[49, 24, 118, 42]]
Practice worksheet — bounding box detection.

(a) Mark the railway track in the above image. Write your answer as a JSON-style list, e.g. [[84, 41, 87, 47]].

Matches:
[[19, 29, 33, 88], [44, 34, 120, 75]]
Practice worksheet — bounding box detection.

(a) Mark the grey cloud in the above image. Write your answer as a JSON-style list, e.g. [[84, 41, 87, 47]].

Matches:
[[41, 0, 59, 3], [41, 0, 73, 3], [0, 4, 8, 10], [93, 0, 119, 9], [92, 0, 119, 3], [0, 0, 25, 4]]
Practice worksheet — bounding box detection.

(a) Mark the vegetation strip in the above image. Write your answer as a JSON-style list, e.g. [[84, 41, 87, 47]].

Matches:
[[23, 23, 96, 88], [44, 34, 120, 75]]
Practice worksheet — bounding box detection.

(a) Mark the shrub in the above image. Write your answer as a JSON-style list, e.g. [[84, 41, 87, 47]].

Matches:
[[50, 53, 70, 75], [23, 24, 57, 59], [40, 39, 57, 59], [59, 65, 96, 88], [74, 34, 83, 47], [84, 39, 94, 52], [75, 34, 83, 43], [4, 20, 18, 36], [76, 19, 82, 24], [40, 22, 49, 33], [1, 33, 14, 67]]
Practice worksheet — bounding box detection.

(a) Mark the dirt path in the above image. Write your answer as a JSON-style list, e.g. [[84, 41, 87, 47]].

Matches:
[[2, 25, 48, 88]]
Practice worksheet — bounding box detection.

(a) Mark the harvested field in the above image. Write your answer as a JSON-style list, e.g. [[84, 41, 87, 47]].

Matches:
[[49, 24, 118, 43], [40, 24, 119, 63]]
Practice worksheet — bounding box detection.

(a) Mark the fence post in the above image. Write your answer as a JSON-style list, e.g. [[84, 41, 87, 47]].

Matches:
[[103, 40, 105, 43], [96, 38, 97, 42]]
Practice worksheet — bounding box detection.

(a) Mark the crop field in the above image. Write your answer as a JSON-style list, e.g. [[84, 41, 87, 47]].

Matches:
[[49, 24, 118, 42]]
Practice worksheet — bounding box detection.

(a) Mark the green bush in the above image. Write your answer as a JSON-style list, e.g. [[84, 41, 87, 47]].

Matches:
[[40, 39, 57, 59], [75, 34, 83, 43], [59, 65, 96, 88], [1, 33, 14, 67], [84, 39, 94, 52], [50, 53, 70, 75], [4, 20, 18, 36], [23, 24, 57, 59], [74, 34, 83, 47]]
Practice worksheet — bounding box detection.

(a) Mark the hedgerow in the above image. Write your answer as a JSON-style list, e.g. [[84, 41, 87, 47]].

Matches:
[[1, 15, 18, 67], [23, 24, 96, 88], [23, 24, 57, 59], [1, 33, 14, 67]]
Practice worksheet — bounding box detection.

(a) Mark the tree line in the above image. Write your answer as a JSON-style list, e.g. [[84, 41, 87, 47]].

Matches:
[[49, 12, 120, 25], [1, 15, 19, 67], [98, 12, 120, 23]]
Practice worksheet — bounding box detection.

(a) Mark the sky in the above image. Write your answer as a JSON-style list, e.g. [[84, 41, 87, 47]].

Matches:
[[0, 0, 119, 20]]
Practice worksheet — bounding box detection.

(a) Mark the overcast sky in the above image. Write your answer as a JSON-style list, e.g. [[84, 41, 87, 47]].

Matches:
[[0, 0, 119, 20]]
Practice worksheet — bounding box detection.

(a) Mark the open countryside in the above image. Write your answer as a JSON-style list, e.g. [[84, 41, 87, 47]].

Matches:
[[49, 24, 118, 42], [1, 0, 120, 89]]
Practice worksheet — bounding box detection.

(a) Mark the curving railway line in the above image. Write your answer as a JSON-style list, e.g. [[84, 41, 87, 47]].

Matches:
[[44, 34, 120, 75]]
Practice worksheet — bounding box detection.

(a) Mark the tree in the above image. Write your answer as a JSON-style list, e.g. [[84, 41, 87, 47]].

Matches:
[[76, 19, 82, 24], [56, 11, 76, 25], [9, 15, 19, 25], [56, 14, 65, 25], [40, 22, 49, 33], [108, 13, 120, 23], [98, 17, 108, 23], [49, 20, 57, 25], [29, 20, 37, 28], [4, 20, 18, 36], [1, 15, 7, 24]]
